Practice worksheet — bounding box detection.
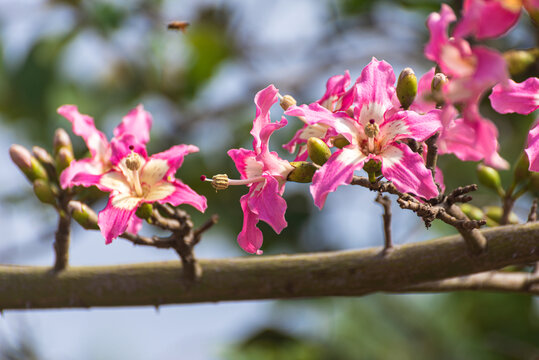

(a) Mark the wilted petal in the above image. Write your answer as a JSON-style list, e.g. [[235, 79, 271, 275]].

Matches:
[[248, 175, 287, 234], [57, 105, 109, 159], [490, 78, 539, 115], [310, 147, 367, 209], [237, 194, 264, 254], [380, 143, 438, 199]]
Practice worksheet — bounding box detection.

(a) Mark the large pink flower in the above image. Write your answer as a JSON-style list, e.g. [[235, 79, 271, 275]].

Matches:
[[306, 58, 441, 209], [283, 71, 354, 161], [425, 4, 507, 103], [226, 85, 294, 254], [58, 104, 152, 189], [489, 77, 539, 171], [93, 136, 207, 243]]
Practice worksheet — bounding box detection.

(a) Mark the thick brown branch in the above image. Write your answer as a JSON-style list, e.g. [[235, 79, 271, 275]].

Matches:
[[0, 223, 538, 310], [397, 271, 539, 295]]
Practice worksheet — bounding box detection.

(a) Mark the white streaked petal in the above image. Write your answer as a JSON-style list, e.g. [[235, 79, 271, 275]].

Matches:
[[245, 157, 264, 179], [111, 193, 142, 210], [358, 102, 385, 127], [380, 144, 404, 169], [100, 171, 131, 193], [380, 120, 408, 148], [141, 159, 169, 186], [144, 182, 175, 201]]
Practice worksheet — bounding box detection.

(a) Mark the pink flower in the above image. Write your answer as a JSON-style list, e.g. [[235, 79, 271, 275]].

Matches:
[[283, 71, 354, 160], [58, 104, 152, 189], [425, 4, 507, 103], [454, 0, 522, 39], [226, 85, 294, 254], [307, 58, 441, 208], [489, 77, 539, 171]]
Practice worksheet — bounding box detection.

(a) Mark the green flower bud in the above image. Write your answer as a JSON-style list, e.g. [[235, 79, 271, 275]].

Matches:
[[363, 159, 381, 183], [477, 164, 504, 197], [10, 144, 48, 182], [396, 67, 417, 110], [56, 147, 74, 174], [503, 49, 536, 76], [279, 94, 297, 111], [287, 161, 318, 183], [431, 73, 448, 107], [33, 179, 57, 206], [484, 206, 519, 225], [53, 128, 73, 157], [459, 203, 484, 221], [332, 135, 350, 149], [136, 202, 154, 220], [33, 146, 57, 180], [68, 200, 99, 230], [513, 152, 530, 183], [307, 137, 331, 166]]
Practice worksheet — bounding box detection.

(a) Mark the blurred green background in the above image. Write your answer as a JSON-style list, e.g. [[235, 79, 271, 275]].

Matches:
[[0, 0, 538, 359]]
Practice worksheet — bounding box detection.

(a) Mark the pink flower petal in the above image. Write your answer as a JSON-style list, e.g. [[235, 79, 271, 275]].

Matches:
[[228, 148, 258, 180], [438, 106, 482, 162], [98, 194, 141, 244], [113, 104, 153, 145], [384, 109, 442, 143], [490, 78, 539, 115], [248, 175, 287, 234], [109, 134, 148, 166], [237, 194, 263, 254], [158, 179, 207, 212], [354, 58, 396, 115], [454, 0, 521, 40], [150, 144, 199, 178], [379, 143, 438, 199], [57, 105, 109, 159], [60, 158, 104, 188], [525, 120, 539, 172], [410, 68, 437, 114], [126, 216, 143, 235], [310, 147, 367, 209], [317, 71, 351, 111], [250, 85, 288, 154], [425, 4, 456, 62]]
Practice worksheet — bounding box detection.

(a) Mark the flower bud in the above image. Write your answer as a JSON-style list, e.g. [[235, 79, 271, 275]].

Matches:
[[279, 95, 297, 111], [513, 152, 530, 184], [431, 73, 448, 107], [503, 49, 537, 76], [33, 179, 57, 206], [136, 202, 154, 220], [459, 203, 484, 221], [307, 137, 331, 166], [396, 68, 417, 110], [363, 159, 381, 183], [33, 146, 57, 179], [287, 161, 317, 183], [332, 135, 350, 149], [484, 206, 519, 225], [56, 147, 74, 174], [10, 144, 48, 182], [477, 164, 504, 197], [68, 200, 99, 230], [53, 128, 73, 157]]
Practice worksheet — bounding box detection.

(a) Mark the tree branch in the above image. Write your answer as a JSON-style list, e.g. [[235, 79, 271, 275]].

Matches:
[[0, 223, 538, 310]]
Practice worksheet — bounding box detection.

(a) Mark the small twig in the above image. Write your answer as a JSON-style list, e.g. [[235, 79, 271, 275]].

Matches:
[[375, 194, 392, 253], [527, 199, 537, 223], [425, 133, 439, 179], [53, 191, 72, 271], [193, 214, 219, 246], [500, 195, 516, 225]]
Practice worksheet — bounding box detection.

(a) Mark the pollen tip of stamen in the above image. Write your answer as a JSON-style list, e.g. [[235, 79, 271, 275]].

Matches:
[[129, 145, 134, 150], [200, 175, 207, 181], [369, 119, 375, 124]]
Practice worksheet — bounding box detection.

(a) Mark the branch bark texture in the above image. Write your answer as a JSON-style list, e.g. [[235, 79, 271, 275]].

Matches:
[[0, 223, 538, 310]]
